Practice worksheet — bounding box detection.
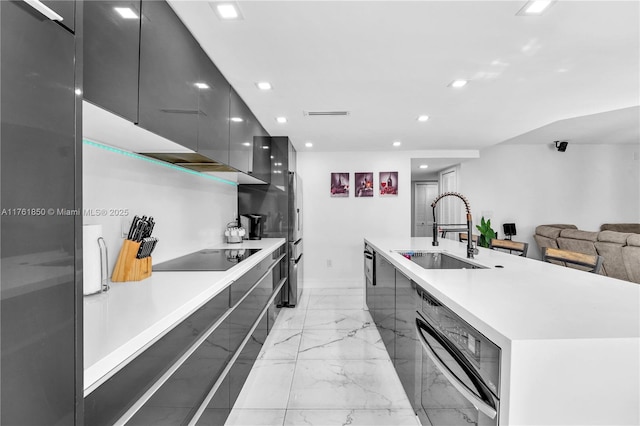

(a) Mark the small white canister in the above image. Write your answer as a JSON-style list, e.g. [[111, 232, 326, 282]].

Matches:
[[83, 224, 109, 295]]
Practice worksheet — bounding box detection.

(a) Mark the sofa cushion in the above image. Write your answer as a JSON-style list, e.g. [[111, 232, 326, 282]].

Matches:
[[594, 241, 630, 281], [622, 245, 640, 284], [627, 234, 640, 247], [598, 230, 632, 245], [557, 230, 598, 257], [535, 224, 577, 239], [600, 223, 640, 234]]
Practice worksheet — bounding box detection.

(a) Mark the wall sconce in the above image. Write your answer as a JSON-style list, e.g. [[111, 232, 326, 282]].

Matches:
[[555, 141, 568, 152]]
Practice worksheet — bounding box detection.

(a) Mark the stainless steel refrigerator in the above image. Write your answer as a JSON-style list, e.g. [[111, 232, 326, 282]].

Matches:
[[287, 172, 303, 306], [237, 136, 302, 306]]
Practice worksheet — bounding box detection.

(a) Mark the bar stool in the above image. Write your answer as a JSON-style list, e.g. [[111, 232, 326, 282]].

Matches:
[[458, 232, 479, 244], [489, 239, 529, 257], [541, 247, 604, 274]]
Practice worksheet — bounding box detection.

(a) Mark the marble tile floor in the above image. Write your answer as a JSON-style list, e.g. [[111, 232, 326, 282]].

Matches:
[[226, 286, 420, 426]]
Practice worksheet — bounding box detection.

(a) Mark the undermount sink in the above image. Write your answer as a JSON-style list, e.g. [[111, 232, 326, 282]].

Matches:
[[394, 251, 486, 270]]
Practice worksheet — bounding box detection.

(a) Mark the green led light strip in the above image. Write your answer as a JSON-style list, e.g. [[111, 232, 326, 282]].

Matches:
[[82, 139, 238, 187]]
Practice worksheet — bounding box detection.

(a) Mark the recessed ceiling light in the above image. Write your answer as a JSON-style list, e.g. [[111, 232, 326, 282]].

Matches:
[[417, 115, 430, 122], [194, 82, 210, 89], [276, 117, 287, 124], [393, 141, 402, 147], [230, 117, 243, 122], [242, 142, 251, 147], [419, 164, 429, 169], [74, 88, 82, 96], [256, 82, 272, 90], [114, 7, 138, 19], [214, 3, 242, 20], [518, 0, 553, 15], [305, 142, 313, 148], [449, 79, 468, 88]]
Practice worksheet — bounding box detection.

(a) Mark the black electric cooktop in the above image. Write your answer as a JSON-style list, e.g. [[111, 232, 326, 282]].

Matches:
[[153, 248, 261, 271]]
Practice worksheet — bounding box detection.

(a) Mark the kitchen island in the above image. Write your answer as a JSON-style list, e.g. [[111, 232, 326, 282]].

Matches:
[[84, 238, 285, 396], [365, 237, 640, 425]]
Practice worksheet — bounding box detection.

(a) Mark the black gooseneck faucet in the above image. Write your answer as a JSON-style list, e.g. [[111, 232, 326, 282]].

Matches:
[[431, 192, 476, 259]]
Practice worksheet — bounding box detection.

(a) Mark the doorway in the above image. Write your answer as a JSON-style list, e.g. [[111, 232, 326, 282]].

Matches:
[[413, 182, 439, 237]]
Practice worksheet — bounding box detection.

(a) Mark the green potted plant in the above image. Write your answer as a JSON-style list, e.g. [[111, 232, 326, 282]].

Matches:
[[476, 216, 497, 248]]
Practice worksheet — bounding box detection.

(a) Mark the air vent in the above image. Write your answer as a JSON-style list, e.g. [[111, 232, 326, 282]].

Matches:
[[303, 111, 350, 117]]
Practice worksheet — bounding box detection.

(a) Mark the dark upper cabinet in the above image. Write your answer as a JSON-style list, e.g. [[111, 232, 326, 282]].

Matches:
[[229, 88, 270, 182], [229, 88, 255, 174], [1, 1, 79, 424], [197, 54, 231, 165], [252, 134, 271, 184], [269, 136, 292, 190], [84, 0, 141, 123], [139, 0, 200, 151]]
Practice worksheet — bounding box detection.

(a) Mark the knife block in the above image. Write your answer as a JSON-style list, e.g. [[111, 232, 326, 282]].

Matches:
[[111, 239, 152, 282]]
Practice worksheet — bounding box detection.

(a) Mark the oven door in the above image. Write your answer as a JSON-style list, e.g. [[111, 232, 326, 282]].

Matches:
[[416, 316, 499, 426]]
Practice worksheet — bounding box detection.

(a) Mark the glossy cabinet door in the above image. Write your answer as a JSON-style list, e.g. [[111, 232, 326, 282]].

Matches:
[[395, 271, 419, 409], [198, 54, 231, 165], [268, 136, 290, 190], [229, 88, 270, 182], [84, 0, 141, 123], [252, 133, 272, 183], [85, 288, 230, 426], [229, 88, 255, 174], [139, 0, 200, 151], [373, 254, 396, 360], [1, 1, 78, 424], [195, 276, 272, 425]]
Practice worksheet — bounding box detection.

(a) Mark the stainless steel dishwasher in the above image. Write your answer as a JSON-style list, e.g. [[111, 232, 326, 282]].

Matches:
[[415, 287, 501, 426]]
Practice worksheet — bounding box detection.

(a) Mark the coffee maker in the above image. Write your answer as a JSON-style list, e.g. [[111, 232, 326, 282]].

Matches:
[[240, 214, 264, 240]]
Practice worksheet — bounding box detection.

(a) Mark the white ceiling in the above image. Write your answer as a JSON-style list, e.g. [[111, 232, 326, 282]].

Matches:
[[168, 0, 640, 155]]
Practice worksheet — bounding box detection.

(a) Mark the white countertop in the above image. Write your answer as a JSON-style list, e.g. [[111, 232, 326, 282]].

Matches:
[[366, 237, 640, 425], [366, 237, 640, 347], [83, 238, 285, 396]]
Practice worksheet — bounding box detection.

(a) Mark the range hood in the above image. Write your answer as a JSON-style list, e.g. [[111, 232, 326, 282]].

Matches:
[[140, 152, 238, 173], [83, 101, 268, 184]]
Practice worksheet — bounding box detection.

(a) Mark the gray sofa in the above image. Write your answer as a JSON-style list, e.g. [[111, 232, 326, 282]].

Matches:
[[534, 224, 640, 284]]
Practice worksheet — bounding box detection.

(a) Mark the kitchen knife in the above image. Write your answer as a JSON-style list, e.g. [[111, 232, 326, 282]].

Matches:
[[127, 216, 140, 240], [148, 238, 158, 256]]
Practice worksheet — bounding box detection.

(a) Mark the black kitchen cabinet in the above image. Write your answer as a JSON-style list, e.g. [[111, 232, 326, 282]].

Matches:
[[269, 136, 292, 190], [138, 0, 201, 151], [84, 0, 141, 123], [88, 249, 285, 425], [196, 282, 271, 426], [85, 288, 231, 426], [373, 254, 396, 360], [229, 88, 271, 181], [1, 0, 81, 424], [198, 54, 231, 165]]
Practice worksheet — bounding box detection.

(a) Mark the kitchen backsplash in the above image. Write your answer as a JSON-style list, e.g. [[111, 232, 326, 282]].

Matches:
[[82, 140, 237, 273]]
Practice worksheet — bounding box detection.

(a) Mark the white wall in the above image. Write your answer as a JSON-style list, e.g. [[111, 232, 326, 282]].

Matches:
[[299, 143, 639, 285], [83, 141, 237, 272], [459, 143, 640, 258], [298, 151, 413, 286]]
